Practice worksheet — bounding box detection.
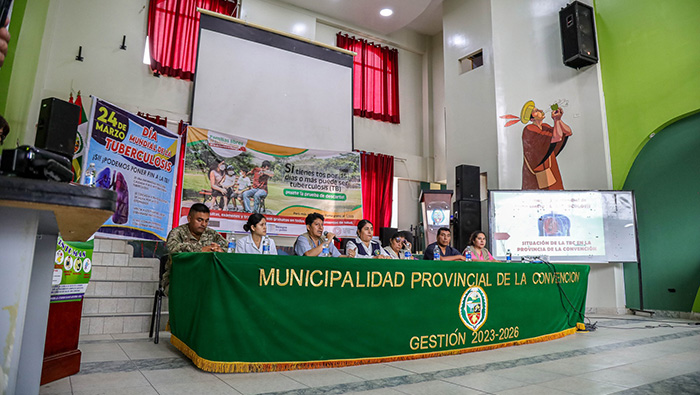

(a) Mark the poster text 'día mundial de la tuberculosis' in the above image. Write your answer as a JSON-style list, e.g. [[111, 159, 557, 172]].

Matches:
[[84, 97, 179, 241]]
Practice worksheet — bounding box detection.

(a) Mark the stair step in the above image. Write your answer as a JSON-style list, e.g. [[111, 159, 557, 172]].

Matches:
[[82, 296, 168, 315], [90, 265, 158, 282], [84, 294, 155, 299], [129, 257, 161, 267], [86, 280, 159, 298], [82, 311, 168, 318], [81, 312, 168, 335]]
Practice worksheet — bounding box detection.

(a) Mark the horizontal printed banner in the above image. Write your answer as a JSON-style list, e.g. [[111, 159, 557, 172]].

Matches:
[[179, 127, 362, 236], [169, 254, 590, 372]]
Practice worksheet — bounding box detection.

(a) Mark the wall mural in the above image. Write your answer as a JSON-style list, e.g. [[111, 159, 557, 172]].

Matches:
[[501, 100, 572, 190]]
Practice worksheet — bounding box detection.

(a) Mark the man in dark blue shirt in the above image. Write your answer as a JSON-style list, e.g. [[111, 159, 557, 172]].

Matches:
[[423, 227, 466, 261]]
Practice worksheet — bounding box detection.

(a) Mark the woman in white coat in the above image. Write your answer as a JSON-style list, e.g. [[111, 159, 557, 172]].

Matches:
[[237, 213, 277, 254]]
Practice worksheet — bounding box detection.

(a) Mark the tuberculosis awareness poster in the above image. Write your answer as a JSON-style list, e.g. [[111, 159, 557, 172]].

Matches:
[[51, 237, 93, 303], [84, 98, 179, 241], [179, 127, 362, 236]]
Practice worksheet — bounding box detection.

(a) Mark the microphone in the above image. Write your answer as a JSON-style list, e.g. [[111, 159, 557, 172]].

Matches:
[[323, 231, 339, 241]]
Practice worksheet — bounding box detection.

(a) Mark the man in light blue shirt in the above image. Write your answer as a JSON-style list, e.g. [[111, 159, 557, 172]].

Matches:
[[294, 212, 354, 257]]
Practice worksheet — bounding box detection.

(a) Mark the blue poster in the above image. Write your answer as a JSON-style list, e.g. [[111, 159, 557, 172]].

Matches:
[[84, 97, 179, 241]]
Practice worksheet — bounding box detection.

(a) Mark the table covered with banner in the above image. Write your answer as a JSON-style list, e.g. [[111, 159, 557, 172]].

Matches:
[[168, 253, 590, 373]]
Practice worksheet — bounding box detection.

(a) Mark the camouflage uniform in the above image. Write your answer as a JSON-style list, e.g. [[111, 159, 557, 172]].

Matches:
[[166, 224, 227, 253], [163, 224, 227, 294]]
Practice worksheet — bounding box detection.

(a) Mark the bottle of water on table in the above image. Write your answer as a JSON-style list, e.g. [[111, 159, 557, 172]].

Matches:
[[506, 249, 512, 262], [84, 163, 96, 187], [227, 234, 236, 253], [262, 237, 270, 254], [433, 247, 440, 260], [320, 242, 329, 257], [465, 249, 472, 261]]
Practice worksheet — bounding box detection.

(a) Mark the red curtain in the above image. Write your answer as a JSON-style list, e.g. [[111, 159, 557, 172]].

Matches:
[[148, 0, 237, 81], [337, 33, 400, 124], [360, 152, 394, 236]]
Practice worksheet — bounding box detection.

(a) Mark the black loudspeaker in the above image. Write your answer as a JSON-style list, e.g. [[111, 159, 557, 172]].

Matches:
[[379, 227, 397, 247], [452, 200, 481, 252], [559, 1, 598, 69], [455, 164, 480, 201], [35, 97, 81, 160]]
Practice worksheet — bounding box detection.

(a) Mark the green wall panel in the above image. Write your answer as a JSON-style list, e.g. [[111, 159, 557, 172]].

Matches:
[[0, 0, 49, 147], [595, 0, 700, 189], [623, 112, 700, 311]]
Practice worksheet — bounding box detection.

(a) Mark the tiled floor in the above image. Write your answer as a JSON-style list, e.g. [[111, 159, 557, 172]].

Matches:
[[40, 315, 700, 395]]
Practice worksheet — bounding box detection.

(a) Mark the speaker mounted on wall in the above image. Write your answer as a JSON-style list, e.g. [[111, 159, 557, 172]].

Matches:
[[34, 97, 81, 160], [559, 1, 598, 69]]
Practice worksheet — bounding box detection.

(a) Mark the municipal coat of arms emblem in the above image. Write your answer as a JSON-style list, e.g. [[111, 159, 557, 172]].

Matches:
[[459, 286, 488, 331]]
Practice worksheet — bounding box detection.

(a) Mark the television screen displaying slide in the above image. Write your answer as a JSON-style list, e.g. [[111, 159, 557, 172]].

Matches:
[[489, 190, 638, 263]]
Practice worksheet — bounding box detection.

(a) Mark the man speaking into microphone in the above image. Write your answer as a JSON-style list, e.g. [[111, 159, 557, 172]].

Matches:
[[294, 212, 355, 257]]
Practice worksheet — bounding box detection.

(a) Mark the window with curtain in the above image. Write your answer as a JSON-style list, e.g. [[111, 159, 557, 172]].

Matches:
[[360, 151, 394, 235], [336, 33, 400, 124], [147, 0, 237, 81]]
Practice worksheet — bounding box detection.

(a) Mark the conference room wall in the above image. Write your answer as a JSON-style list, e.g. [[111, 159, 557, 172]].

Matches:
[[443, 0, 623, 314], [442, 0, 614, 191], [9, 0, 438, 231], [431, 32, 447, 184], [313, 22, 432, 183], [490, 0, 612, 191], [442, 0, 500, 194], [243, 0, 437, 230], [17, 0, 193, 144]]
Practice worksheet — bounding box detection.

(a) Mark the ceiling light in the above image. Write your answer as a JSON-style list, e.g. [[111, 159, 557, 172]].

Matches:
[[292, 23, 307, 36], [380, 8, 393, 17]]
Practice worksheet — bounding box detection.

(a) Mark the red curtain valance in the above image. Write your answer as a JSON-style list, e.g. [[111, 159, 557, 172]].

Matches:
[[148, 0, 237, 81], [337, 33, 400, 124]]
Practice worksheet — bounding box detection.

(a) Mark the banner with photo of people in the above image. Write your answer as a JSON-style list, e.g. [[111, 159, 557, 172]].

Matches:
[[179, 127, 362, 237], [84, 97, 180, 241]]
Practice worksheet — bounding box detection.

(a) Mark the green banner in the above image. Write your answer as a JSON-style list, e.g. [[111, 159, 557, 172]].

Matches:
[[51, 236, 93, 303], [169, 254, 589, 373]]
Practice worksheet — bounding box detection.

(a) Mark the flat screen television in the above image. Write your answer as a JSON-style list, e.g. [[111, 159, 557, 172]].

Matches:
[[488, 190, 638, 263]]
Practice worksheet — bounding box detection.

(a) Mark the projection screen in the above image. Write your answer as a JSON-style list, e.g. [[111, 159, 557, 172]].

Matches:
[[192, 11, 354, 151], [489, 190, 639, 263]]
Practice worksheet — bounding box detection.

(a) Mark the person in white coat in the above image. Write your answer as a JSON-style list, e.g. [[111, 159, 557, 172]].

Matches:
[[237, 213, 277, 254]]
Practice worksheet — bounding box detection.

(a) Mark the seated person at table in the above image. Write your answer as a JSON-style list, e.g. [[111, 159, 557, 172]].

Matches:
[[237, 213, 278, 254], [423, 227, 465, 261], [384, 231, 412, 259], [294, 212, 355, 257], [166, 203, 226, 253], [462, 230, 496, 261], [345, 220, 390, 259]]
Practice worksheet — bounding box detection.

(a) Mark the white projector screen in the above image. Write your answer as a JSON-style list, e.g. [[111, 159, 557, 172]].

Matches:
[[192, 13, 353, 151], [489, 190, 638, 263]]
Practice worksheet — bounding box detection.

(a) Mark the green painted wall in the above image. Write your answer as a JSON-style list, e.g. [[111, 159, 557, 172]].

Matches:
[[595, 0, 700, 189], [0, 0, 27, 112], [0, 0, 49, 147], [622, 112, 700, 311]]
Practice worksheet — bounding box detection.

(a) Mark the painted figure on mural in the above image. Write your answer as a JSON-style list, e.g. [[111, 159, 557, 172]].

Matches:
[[502, 100, 573, 190]]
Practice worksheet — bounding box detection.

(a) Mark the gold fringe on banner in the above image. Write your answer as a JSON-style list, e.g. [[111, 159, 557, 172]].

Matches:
[[171, 327, 578, 373]]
